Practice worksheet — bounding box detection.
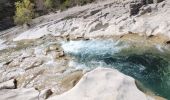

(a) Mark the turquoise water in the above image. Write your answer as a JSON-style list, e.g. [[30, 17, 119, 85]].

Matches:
[[62, 40, 170, 99]]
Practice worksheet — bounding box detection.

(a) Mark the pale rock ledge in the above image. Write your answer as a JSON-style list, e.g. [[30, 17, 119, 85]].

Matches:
[[48, 67, 155, 100]]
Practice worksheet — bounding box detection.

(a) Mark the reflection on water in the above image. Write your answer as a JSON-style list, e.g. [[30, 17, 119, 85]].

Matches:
[[62, 40, 170, 99]]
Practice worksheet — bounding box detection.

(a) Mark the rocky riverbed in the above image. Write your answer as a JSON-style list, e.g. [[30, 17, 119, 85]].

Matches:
[[62, 36, 170, 99], [0, 0, 170, 100], [0, 33, 169, 100]]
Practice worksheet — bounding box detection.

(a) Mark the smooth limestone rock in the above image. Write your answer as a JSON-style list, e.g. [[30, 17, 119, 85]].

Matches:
[[48, 67, 155, 100], [11, 0, 169, 42], [0, 88, 39, 100], [0, 79, 16, 89], [0, 87, 52, 100]]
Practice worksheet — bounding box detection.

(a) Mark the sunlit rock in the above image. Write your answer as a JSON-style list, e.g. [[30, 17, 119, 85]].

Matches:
[[0, 88, 39, 100], [48, 67, 155, 100]]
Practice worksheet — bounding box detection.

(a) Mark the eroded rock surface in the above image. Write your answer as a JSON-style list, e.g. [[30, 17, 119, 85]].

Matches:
[[48, 67, 156, 100], [0, 88, 39, 100], [6, 0, 170, 41], [0, 35, 84, 98]]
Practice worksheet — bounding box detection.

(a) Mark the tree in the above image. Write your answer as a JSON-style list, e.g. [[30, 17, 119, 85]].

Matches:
[[14, 0, 35, 25]]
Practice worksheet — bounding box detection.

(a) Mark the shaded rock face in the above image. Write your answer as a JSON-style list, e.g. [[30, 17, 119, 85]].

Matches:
[[129, 0, 164, 16], [130, 1, 143, 16], [0, 0, 16, 31], [48, 68, 155, 100]]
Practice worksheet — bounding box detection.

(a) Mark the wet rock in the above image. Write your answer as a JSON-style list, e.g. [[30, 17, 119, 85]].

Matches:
[[59, 70, 83, 93]]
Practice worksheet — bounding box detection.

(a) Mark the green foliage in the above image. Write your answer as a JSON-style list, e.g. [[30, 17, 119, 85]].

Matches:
[[14, 0, 35, 25], [60, 0, 70, 10], [44, 0, 54, 10], [13, 0, 95, 24], [78, 0, 94, 5]]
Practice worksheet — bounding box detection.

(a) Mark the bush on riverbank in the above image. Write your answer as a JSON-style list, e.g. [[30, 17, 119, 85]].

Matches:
[[44, 0, 55, 11], [14, 0, 35, 25]]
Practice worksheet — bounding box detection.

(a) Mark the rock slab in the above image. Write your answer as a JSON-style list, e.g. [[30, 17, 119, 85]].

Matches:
[[0, 88, 39, 100], [48, 67, 154, 100]]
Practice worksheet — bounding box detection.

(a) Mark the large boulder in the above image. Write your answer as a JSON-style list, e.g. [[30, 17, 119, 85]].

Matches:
[[48, 67, 155, 100]]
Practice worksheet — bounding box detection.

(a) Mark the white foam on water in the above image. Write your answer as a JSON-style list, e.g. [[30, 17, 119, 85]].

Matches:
[[68, 60, 87, 69], [61, 40, 128, 55], [68, 60, 107, 73], [155, 45, 164, 52]]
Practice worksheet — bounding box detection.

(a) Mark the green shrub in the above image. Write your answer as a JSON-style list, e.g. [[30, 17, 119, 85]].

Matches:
[[59, 0, 70, 10], [44, 0, 54, 10], [79, 0, 94, 5], [14, 0, 35, 25]]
